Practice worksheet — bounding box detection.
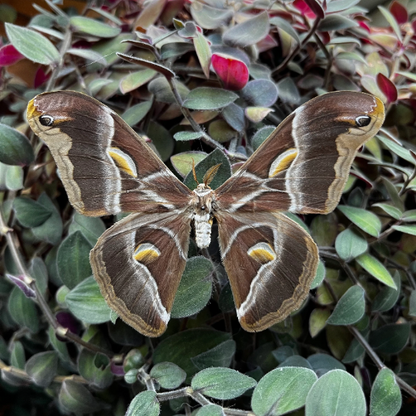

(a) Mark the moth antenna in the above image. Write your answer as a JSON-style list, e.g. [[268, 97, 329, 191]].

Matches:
[[203, 164, 222, 186], [192, 159, 199, 184]]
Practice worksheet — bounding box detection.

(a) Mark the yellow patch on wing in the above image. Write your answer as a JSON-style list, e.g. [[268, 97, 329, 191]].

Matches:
[[108, 147, 138, 177], [134, 243, 161, 264], [269, 148, 297, 177], [247, 242, 276, 264]]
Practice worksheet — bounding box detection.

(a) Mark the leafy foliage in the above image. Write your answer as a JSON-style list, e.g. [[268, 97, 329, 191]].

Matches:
[[0, 0, 415, 415]]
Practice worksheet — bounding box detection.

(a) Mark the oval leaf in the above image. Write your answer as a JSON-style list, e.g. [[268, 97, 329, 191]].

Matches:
[[66, 276, 112, 324], [171, 256, 213, 319], [305, 370, 366, 416], [337, 206, 381, 237], [252, 367, 318, 416], [25, 351, 58, 387], [150, 362, 186, 390], [13, 197, 52, 228], [355, 253, 396, 289], [326, 286, 365, 325], [370, 368, 401, 416], [70, 16, 121, 38], [183, 87, 238, 110], [0, 123, 34, 166], [212, 53, 249, 91], [335, 228, 368, 262], [191, 367, 256, 400], [126, 391, 160, 416], [5, 23, 60, 65]]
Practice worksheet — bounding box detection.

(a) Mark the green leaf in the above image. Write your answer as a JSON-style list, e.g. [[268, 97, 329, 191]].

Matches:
[[355, 253, 396, 289], [67, 48, 105, 65], [372, 272, 401, 312], [29, 257, 48, 297], [307, 354, 346, 376], [148, 77, 189, 104], [5, 23, 60, 65], [183, 87, 238, 110], [194, 31, 211, 79], [13, 197, 52, 227], [59, 380, 104, 414], [309, 308, 331, 337], [5, 165, 24, 191], [120, 69, 157, 94], [122, 101, 152, 127], [153, 329, 231, 381], [190, 2, 233, 30], [147, 121, 174, 162], [184, 148, 231, 190], [69, 16, 121, 38], [401, 209, 416, 222], [57, 231, 93, 289], [369, 323, 410, 354], [409, 290, 416, 318], [326, 286, 365, 325], [195, 404, 223, 416], [338, 206, 381, 237], [78, 350, 113, 389], [336, 52, 367, 64], [126, 391, 160, 416], [68, 212, 106, 246], [310, 261, 326, 289], [335, 228, 368, 262], [191, 339, 236, 369], [66, 276, 112, 324], [252, 367, 317, 416], [191, 367, 256, 400], [318, 15, 359, 31], [8, 286, 40, 333], [170, 151, 207, 177], [10, 341, 25, 369], [392, 224, 416, 236], [377, 135, 415, 165], [223, 11, 269, 47], [208, 119, 237, 143], [270, 16, 300, 43], [372, 203, 402, 220], [91, 33, 132, 66], [25, 351, 58, 387], [31, 193, 63, 245], [252, 126, 276, 151], [378, 6, 402, 41], [0, 123, 34, 166], [150, 362, 186, 390], [305, 370, 366, 416], [174, 131, 204, 142], [171, 256, 213, 319], [370, 368, 401, 416]]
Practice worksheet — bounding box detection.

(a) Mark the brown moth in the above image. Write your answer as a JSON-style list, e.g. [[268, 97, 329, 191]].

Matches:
[[27, 90, 385, 337]]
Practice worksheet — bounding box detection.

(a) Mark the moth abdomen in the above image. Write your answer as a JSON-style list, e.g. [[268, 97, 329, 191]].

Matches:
[[194, 213, 213, 248]]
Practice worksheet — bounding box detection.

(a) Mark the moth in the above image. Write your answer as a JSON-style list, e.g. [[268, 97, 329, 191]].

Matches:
[[27, 90, 385, 337]]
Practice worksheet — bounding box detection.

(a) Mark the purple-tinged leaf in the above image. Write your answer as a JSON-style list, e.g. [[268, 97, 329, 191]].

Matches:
[[212, 53, 248, 91], [178, 21, 199, 38], [390, 1, 408, 25], [377, 73, 398, 103], [34, 67, 50, 88], [304, 0, 325, 18], [6, 274, 36, 298], [294, 0, 316, 17], [111, 362, 125, 376], [223, 12, 270, 48], [0, 44, 23, 66], [56, 311, 81, 335], [194, 31, 211, 79]]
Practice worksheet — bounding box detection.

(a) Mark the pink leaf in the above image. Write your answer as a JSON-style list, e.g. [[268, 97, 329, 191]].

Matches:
[[212, 53, 249, 91], [293, 0, 316, 18], [34, 67, 50, 88], [304, 0, 325, 18], [358, 21, 371, 33], [390, 1, 408, 25], [377, 73, 398, 103], [0, 44, 24, 67]]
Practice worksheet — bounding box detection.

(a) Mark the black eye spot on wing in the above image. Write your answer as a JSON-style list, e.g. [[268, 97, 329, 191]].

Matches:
[[355, 115, 371, 127], [39, 115, 54, 126]]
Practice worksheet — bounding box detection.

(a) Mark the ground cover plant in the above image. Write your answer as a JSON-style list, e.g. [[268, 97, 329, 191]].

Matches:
[[0, 0, 416, 415]]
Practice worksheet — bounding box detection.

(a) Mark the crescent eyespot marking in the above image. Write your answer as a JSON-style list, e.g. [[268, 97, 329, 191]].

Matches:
[[134, 243, 161, 264], [108, 147, 138, 178]]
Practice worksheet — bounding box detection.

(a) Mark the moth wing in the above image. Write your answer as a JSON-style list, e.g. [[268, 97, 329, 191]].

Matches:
[[215, 91, 384, 215], [90, 210, 192, 337], [216, 211, 318, 331], [27, 91, 192, 216]]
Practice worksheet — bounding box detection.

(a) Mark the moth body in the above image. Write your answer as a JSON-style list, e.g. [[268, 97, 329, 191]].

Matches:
[[191, 183, 215, 248]]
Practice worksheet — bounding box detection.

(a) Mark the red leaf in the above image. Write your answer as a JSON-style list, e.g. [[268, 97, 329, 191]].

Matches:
[[390, 1, 408, 25], [34, 67, 50, 89], [211, 53, 249, 91], [304, 0, 325, 18], [293, 0, 316, 18], [377, 73, 398, 103], [358, 21, 371, 33], [0, 44, 24, 67]]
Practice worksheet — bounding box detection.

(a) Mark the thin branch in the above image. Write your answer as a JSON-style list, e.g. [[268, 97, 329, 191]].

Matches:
[[348, 326, 416, 400]]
